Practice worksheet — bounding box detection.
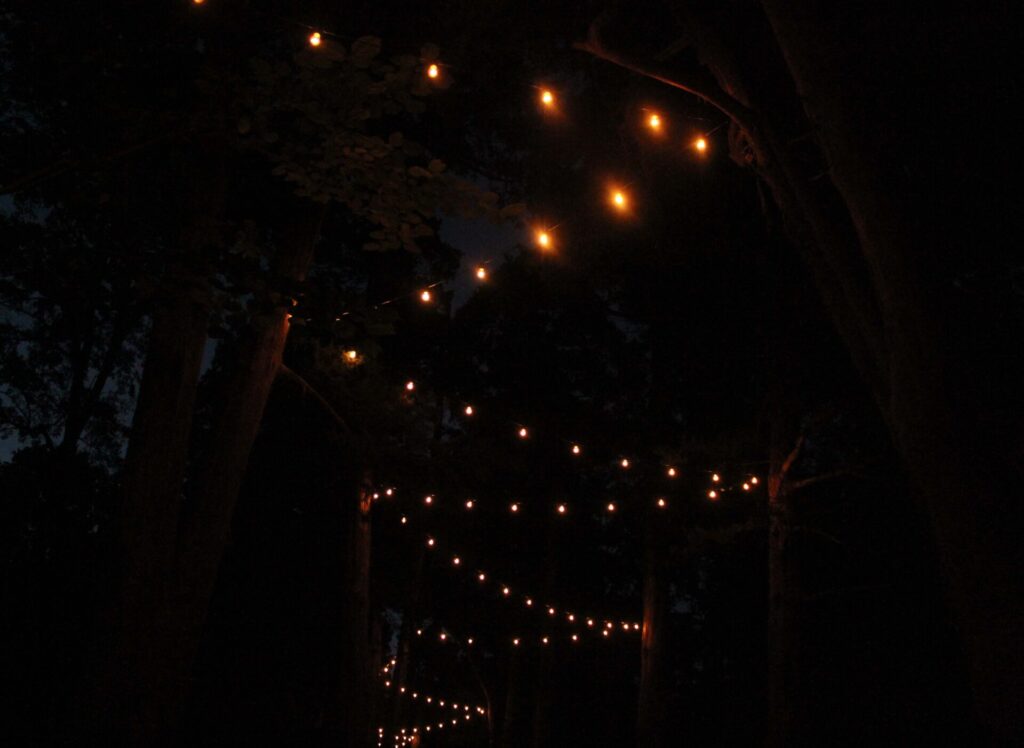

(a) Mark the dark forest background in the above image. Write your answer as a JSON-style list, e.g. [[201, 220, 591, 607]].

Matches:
[[1, 1, 1021, 746]]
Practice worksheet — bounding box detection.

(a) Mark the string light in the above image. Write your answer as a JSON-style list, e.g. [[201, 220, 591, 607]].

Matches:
[[308, 31, 322, 47], [751, 476, 759, 485], [510, 502, 520, 513], [426, 537, 436, 547], [424, 495, 434, 505], [477, 572, 486, 582], [452, 556, 461, 566], [535, 230, 552, 250], [610, 189, 628, 211], [427, 63, 440, 79], [656, 497, 667, 508], [518, 427, 528, 439], [475, 265, 488, 280], [742, 482, 750, 491], [464, 499, 474, 509], [542, 636, 550, 645], [712, 473, 720, 482], [620, 458, 630, 469], [556, 503, 567, 515], [606, 502, 616, 512], [707, 490, 718, 500], [420, 289, 432, 303], [693, 136, 708, 154], [401, 516, 408, 524], [667, 467, 677, 478], [464, 404, 474, 416], [647, 113, 662, 130], [548, 606, 556, 616], [405, 380, 416, 392], [571, 444, 582, 455], [525, 598, 533, 607], [572, 633, 579, 642], [540, 89, 555, 107]]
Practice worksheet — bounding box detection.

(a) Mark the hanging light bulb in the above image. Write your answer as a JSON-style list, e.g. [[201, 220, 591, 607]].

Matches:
[[518, 427, 528, 439], [344, 349, 359, 362], [610, 189, 628, 211], [542, 636, 550, 645], [535, 230, 552, 250], [419, 289, 432, 303], [571, 633, 579, 642], [540, 89, 555, 107], [750, 476, 759, 485], [400, 515, 408, 524], [556, 503, 567, 515], [308, 31, 322, 47], [427, 63, 440, 79], [620, 458, 630, 469], [464, 404, 474, 416], [510, 502, 520, 513], [606, 502, 616, 513], [477, 572, 486, 582], [467, 637, 474, 645], [667, 467, 677, 478], [405, 380, 415, 391], [742, 482, 751, 491], [602, 629, 609, 637], [426, 537, 435, 547], [525, 598, 533, 607], [512, 637, 520, 646], [647, 112, 662, 130], [567, 613, 575, 622], [548, 606, 556, 616], [385, 488, 394, 497], [424, 495, 434, 505], [475, 266, 488, 280], [656, 497, 667, 508], [708, 489, 718, 500], [586, 618, 594, 627], [571, 444, 582, 455], [693, 136, 708, 153], [502, 586, 511, 596], [452, 556, 461, 566]]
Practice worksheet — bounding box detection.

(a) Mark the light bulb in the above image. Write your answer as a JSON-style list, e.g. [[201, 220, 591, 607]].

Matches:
[[502, 586, 511, 596], [465, 499, 474, 509], [518, 427, 528, 439], [426, 537, 435, 547], [405, 381, 415, 391], [400, 516, 407, 524], [712, 473, 720, 482], [512, 637, 520, 646], [656, 497, 667, 508], [420, 289, 432, 303], [694, 136, 708, 153], [571, 633, 579, 642], [467, 637, 474, 645], [478, 572, 485, 582], [345, 349, 358, 361], [586, 618, 594, 627], [607, 502, 616, 512], [427, 63, 440, 79], [525, 598, 533, 606], [647, 113, 661, 129], [708, 490, 718, 500], [542, 636, 549, 645], [751, 476, 759, 485], [464, 405, 474, 416], [540, 89, 555, 106], [620, 458, 630, 469], [308, 31, 322, 47], [475, 266, 487, 280], [535, 230, 551, 250], [742, 482, 750, 491], [510, 502, 520, 513], [667, 467, 677, 477], [424, 495, 433, 505], [556, 503, 567, 514], [611, 190, 628, 210], [452, 556, 460, 566], [548, 606, 556, 616], [571, 444, 581, 455]]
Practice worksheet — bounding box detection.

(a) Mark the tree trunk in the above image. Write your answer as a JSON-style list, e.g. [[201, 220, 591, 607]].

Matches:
[[83, 144, 224, 743], [145, 199, 327, 735], [637, 511, 670, 748], [756, 4, 1024, 739]]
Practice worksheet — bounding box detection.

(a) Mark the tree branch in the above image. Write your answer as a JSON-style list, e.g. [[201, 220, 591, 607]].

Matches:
[[573, 22, 758, 134]]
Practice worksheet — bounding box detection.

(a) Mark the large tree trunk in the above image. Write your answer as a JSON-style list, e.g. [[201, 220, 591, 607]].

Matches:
[[83, 144, 224, 743], [146, 199, 327, 735], [755, 4, 1024, 740], [637, 512, 670, 748]]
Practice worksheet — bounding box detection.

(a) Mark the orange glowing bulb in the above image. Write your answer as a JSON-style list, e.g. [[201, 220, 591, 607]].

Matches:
[[510, 502, 520, 513], [464, 405, 474, 416], [587, 618, 594, 627], [420, 289, 432, 303], [751, 476, 759, 485], [512, 638, 520, 646], [502, 586, 511, 596], [478, 572, 486, 582], [385, 488, 394, 496], [611, 190, 627, 209], [620, 458, 630, 469], [556, 503, 567, 514], [571, 444, 581, 455], [667, 467, 677, 477], [647, 113, 661, 129], [424, 495, 433, 505], [742, 482, 750, 491], [602, 629, 609, 637], [542, 636, 549, 644], [345, 349, 358, 361], [308, 31, 322, 47], [567, 613, 575, 622], [540, 89, 555, 106], [426, 537, 435, 547], [656, 497, 667, 508], [400, 516, 407, 524], [548, 606, 556, 616], [427, 63, 440, 79], [467, 637, 474, 645], [535, 230, 551, 250], [607, 502, 616, 512], [694, 136, 708, 153], [475, 266, 487, 280], [452, 556, 461, 566], [405, 380, 415, 391], [572, 633, 579, 642], [708, 490, 718, 500], [525, 598, 533, 606], [465, 499, 474, 509], [518, 427, 528, 439], [712, 473, 720, 482]]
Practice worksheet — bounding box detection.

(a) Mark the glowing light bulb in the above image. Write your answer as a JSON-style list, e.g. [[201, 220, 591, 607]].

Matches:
[[622, 622, 629, 631], [556, 503, 567, 515], [427, 63, 439, 79], [344, 349, 358, 361], [424, 495, 433, 505], [751, 476, 759, 485], [605, 622, 613, 629], [542, 636, 549, 645], [464, 404, 474, 416], [477, 572, 486, 582], [708, 490, 718, 500], [656, 497, 667, 508], [525, 598, 533, 606], [400, 516, 407, 524], [567, 613, 575, 622], [742, 482, 750, 491], [611, 190, 628, 210], [420, 289, 432, 303], [602, 629, 609, 637], [465, 499, 474, 510], [512, 637, 520, 646], [647, 113, 661, 130], [475, 266, 488, 280], [571, 633, 579, 642], [634, 623, 641, 630], [426, 537, 435, 547], [571, 444, 581, 455], [667, 467, 677, 477], [587, 618, 594, 627], [385, 680, 391, 687], [620, 458, 630, 469], [607, 502, 616, 512], [694, 136, 708, 153], [502, 586, 510, 596], [193, 0, 205, 5], [467, 637, 474, 645], [439, 632, 447, 641], [518, 427, 528, 439], [405, 381, 415, 391], [416, 629, 423, 636], [510, 502, 520, 513], [712, 473, 720, 482], [308, 31, 322, 47], [452, 556, 461, 566], [540, 89, 555, 107], [547, 606, 556, 616], [535, 230, 551, 250], [385, 488, 393, 497]]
